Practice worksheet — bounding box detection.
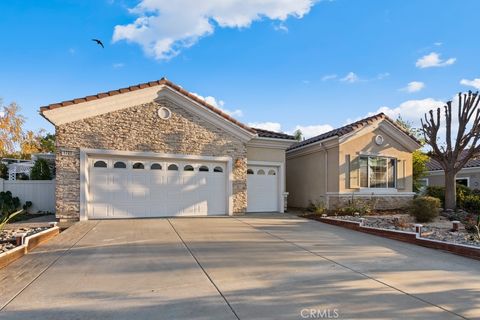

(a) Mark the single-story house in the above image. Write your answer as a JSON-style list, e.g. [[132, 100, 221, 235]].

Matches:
[[286, 113, 421, 210], [424, 152, 480, 190], [40, 78, 295, 222]]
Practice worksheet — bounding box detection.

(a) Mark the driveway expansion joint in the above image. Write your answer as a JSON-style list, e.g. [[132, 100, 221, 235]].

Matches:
[[235, 217, 468, 320], [0, 220, 100, 311], [167, 219, 240, 320]]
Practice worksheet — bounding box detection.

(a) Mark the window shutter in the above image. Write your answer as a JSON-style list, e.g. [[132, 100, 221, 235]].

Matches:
[[397, 159, 406, 189], [348, 155, 360, 189]]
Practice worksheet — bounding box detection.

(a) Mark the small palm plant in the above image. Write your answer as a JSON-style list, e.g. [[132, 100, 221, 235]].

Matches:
[[0, 209, 23, 231], [0, 191, 31, 232]]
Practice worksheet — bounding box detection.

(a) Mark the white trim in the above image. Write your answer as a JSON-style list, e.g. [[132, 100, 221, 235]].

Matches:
[[357, 155, 397, 189], [247, 160, 285, 213], [418, 178, 429, 186], [427, 166, 480, 175], [326, 191, 416, 196], [159, 87, 255, 142], [80, 148, 233, 220], [338, 119, 421, 151], [42, 85, 255, 143], [286, 136, 339, 159], [456, 177, 470, 187]]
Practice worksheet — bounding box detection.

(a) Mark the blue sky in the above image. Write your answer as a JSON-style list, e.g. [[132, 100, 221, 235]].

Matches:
[[1, 0, 479, 138]]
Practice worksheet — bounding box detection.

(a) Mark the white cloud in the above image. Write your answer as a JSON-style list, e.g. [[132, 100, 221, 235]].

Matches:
[[191, 93, 243, 118], [376, 72, 390, 80], [400, 81, 425, 93], [321, 74, 337, 81], [434, 42, 443, 46], [274, 22, 289, 32], [416, 52, 456, 68], [113, 63, 125, 68], [290, 124, 334, 139], [340, 72, 360, 83], [369, 98, 445, 127], [460, 78, 480, 90], [113, 0, 317, 60], [248, 121, 282, 132]]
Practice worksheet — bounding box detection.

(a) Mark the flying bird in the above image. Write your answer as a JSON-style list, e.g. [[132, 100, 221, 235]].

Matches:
[[91, 39, 104, 48]]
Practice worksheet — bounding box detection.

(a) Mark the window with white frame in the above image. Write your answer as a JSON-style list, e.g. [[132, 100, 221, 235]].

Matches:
[[456, 177, 469, 187], [359, 156, 396, 188], [417, 178, 429, 193]]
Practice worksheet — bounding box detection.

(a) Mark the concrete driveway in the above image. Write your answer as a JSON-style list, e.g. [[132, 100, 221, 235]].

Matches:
[[0, 214, 479, 319]]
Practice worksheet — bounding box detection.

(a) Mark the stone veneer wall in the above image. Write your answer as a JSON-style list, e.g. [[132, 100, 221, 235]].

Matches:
[[327, 194, 413, 210], [55, 98, 247, 221]]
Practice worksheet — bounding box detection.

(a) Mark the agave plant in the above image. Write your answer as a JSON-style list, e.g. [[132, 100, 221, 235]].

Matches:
[[0, 209, 24, 232], [0, 191, 30, 232]]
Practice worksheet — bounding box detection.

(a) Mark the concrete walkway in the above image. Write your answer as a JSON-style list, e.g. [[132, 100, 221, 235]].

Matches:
[[0, 214, 478, 319]]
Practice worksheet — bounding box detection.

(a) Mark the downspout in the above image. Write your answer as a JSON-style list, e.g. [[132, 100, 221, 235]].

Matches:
[[320, 142, 329, 208]]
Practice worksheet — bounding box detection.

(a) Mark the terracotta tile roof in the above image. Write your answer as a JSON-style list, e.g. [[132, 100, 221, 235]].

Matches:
[[427, 150, 480, 171], [287, 112, 421, 151], [252, 128, 295, 140], [39, 78, 258, 133]]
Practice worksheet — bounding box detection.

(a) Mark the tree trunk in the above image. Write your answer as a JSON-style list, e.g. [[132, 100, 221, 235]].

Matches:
[[444, 169, 456, 210]]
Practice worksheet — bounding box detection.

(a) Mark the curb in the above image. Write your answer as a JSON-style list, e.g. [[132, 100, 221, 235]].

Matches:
[[0, 226, 60, 269], [307, 215, 480, 261]]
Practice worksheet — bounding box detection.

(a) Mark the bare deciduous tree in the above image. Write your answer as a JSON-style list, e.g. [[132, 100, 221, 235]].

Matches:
[[421, 91, 480, 210]]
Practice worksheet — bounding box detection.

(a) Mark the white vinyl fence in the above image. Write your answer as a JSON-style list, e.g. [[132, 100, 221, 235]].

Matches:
[[0, 179, 55, 213]]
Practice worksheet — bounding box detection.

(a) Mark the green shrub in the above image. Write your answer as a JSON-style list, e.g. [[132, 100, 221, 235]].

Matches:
[[30, 158, 51, 180], [463, 214, 480, 239], [338, 196, 378, 215], [0, 191, 21, 216], [0, 163, 7, 180], [409, 196, 441, 223], [425, 186, 444, 204], [307, 200, 327, 214], [462, 195, 480, 214], [425, 184, 472, 208], [457, 184, 472, 206]]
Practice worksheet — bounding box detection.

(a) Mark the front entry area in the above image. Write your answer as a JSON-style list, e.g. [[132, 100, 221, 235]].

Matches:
[[87, 156, 228, 219]]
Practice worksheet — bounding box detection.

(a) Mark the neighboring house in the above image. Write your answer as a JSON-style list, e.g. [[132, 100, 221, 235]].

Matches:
[[1, 153, 55, 180], [424, 152, 480, 190], [40, 78, 295, 222], [286, 113, 421, 210]]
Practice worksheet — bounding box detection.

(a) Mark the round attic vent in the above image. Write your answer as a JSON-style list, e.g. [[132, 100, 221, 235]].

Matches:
[[158, 107, 171, 120], [375, 135, 384, 146]]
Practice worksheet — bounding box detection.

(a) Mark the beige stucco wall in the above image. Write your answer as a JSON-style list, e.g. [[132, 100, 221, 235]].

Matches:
[[286, 144, 339, 208], [339, 125, 414, 193], [286, 121, 416, 210], [55, 98, 248, 221], [247, 146, 285, 163]]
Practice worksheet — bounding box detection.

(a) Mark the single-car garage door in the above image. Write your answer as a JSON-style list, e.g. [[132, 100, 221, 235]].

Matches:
[[247, 165, 279, 212], [88, 157, 227, 219]]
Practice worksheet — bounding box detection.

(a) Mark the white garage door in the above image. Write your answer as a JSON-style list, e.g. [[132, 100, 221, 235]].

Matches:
[[247, 166, 279, 212], [88, 157, 227, 219]]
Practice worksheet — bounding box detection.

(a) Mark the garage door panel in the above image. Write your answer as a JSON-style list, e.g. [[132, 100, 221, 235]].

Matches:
[[130, 175, 149, 201], [88, 157, 227, 219], [91, 203, 109, 218], [247, 166, 279, 212], [110, 205, 146, 218], [110, 173, 130, 201]]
